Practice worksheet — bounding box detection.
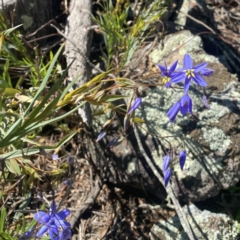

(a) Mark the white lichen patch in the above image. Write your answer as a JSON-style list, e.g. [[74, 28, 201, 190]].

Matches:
[[198, 102, 230, 123], [127, 162, 135, 174], [151, 204, 239, 240], [202, 127, 232, 152]]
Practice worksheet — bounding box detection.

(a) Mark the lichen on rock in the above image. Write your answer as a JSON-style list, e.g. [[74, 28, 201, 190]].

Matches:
[[138, 30, 240, 202], [150, 204, 239, 240]]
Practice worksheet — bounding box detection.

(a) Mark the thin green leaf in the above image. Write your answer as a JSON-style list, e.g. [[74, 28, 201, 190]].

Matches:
[[5, 158, 21, 175], [1, 129, 80, 159], [0, 207, 6, 232]]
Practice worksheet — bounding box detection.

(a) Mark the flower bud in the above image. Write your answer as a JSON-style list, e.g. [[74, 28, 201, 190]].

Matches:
[[179, 150, 187, 170]]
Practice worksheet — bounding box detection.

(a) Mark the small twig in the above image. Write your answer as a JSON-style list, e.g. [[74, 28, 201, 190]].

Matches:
[[70, 176, 103, 227], [3, 175, 25, 194], [133, 124, 196, 240], [177, 10, 216, 34]]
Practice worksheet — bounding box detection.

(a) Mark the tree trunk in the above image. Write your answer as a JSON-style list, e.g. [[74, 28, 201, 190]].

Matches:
[[64, 0, 93, 126]]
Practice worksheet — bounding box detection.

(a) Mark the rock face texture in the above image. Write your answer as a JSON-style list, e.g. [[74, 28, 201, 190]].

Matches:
[[150, 204, 239, 240], [96, 30, 240, 203], [140, 30, 240, 202]]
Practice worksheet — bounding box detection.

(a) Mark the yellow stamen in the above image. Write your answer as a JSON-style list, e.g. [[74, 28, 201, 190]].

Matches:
[[162, 77, 170, 84], [185, 69, 195, 79]]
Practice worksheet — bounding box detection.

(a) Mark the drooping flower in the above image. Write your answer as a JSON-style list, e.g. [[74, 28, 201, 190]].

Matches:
[[202, 95, 210, 109], [164, 169, 171, 187], [128, 97, 142, 114], [96, 131, 106, 142], [106, 137, 124, 148], [34, 201, 71, 240], [200, 68, 214, 76], [179, 150, 187, 170], [167, 94, 193, 122], [157, 60, 184, 88], [162, 154, 171, 172], [172, 54, 213, 93]]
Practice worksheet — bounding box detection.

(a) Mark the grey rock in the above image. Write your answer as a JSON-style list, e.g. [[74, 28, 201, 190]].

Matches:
[[150, 204, 239, 240], [139, 30, 240, 202], [92, 30, 240, 202]]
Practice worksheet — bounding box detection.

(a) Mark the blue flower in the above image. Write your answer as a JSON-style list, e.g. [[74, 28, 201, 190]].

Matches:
[[172, 54, 213, 93], [179, 150, 187, 170], [157, 60, 184, 88], [52, 154, 59, 161], [167, 94, 193, 122], [200, 68, 214, 76], [128, 97, 142, 114], [162, 154, 170, 172], [34, 201, 71, 240], [164, 169, 171, 187], [96, 131, 106, 142], [162, 154, 171, 187]]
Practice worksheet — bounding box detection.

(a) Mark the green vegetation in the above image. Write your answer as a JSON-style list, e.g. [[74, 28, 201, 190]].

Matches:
[[0, 0, 167, 239]]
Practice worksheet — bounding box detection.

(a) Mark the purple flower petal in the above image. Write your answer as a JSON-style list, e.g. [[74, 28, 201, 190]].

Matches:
[[180, 94, 189, 107], [179, 150, 187, 170], [34, 212, 50, 224], [170, 72, 185, 83], [56, 209, 70, 220], [183, 77, 191, 93], [162, 154, 171, 172], [180, 104, 189, 115], [48, 224, 59, 240], [166, 101, 181, 122], [183, 54, 193, 69], [193, 74, 208, 87], [157, 64, 168, 77], [165, 82, 172, 88], [180, 94, 193, 115], [36, 225, 48, 237], [128, 97, 142, 114], [54, 219, 71, 229], [50, 201, 57, 215], [169, 60, 178, 73], [164, 169, 171, 187], [202, 95, 210, 109], [200, 68, 214, 76], [193, 62, 208, 72], [52, 154, 59, 161], [107, 137, 123, 148], [96, 131, 106, 142]]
